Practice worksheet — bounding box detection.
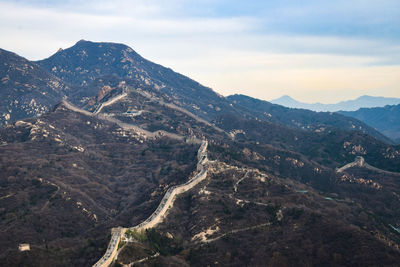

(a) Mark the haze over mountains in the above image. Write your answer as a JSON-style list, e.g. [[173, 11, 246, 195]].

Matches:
[[271, 94, 400, 112], [1, 40, 400, 267], [269, 94, 400, 144]]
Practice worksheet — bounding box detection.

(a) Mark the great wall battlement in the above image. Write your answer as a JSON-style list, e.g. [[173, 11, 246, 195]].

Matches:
[[92, 140, 208, 267], [336, 156, 400, 176]]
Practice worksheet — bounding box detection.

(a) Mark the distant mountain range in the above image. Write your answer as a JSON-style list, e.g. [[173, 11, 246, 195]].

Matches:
[[271, 95, 400, 112], [339, 104, 400, 144], [227, 94, 393, 144]]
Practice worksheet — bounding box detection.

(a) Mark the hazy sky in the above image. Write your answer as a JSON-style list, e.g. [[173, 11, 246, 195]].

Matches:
[[1, 0, 399, 103]]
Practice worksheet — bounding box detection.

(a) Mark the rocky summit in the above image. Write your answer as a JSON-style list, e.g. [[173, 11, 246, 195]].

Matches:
[[1, 40, 400, 267]]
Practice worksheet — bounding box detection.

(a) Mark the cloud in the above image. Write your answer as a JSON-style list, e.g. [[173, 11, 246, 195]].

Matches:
[[202, 0, 400, 39], [0, 0, 399, 102], [164, 49, 400, 102], [203, 65, 400, 102], [0, 1, 255, 56]]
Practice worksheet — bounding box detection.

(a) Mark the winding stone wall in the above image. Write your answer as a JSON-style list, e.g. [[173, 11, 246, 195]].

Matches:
[[92, 140, 208, 267]]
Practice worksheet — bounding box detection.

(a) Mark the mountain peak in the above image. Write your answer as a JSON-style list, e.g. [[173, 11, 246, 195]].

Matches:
[[73, 39, 99, 48], [76, 39, 87, 45], [357, 95, 375, 100], [72, 39, 131, 50], [35, 40, 143, 86], [276, 95, 296, 101], [280, 94, 293, 99], [271, 95, 300, 106]]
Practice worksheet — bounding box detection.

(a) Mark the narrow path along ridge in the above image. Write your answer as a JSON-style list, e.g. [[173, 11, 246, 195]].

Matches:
[[204, 222, 271, 243], [93, 93, 128, 115], [61, 94, 209, 267], [61, 98, 195, 142], [134, 89, 229, 136]]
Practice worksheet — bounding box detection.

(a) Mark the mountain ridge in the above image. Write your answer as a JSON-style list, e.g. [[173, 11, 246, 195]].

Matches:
[[36, 40, 235, 122], [339, 104, 400, 144], [271, 94, 400, 112], [1, 40, 393, 145], [228, 94, 394, 144]]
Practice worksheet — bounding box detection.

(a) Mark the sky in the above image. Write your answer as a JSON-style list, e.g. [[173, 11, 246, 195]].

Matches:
[[0, 0, 399, 103]]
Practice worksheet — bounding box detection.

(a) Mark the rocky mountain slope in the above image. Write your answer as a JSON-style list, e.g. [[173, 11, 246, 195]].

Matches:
[[1, 40, 400, 267], [36, 40, 236, 121], [2, 40, 391, 144], [0, 101, 199, 266], [339, 104, 400, 144], [0, 49, 69, 127], [153, 158, 400, 266], [36, 40, 390, 144], [228, 94, 394, 144]]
